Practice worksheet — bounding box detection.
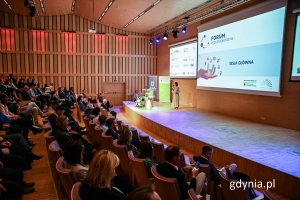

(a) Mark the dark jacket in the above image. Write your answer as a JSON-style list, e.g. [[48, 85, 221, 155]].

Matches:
[[80, 181, 126, 200], [52, 128, 75, 153], [105, 128, 118, 140], [193, 155, 220, 184], [156, 162, 196, 199]]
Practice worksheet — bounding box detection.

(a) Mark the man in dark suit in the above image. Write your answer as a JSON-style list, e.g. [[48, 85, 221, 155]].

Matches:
[[157, 146, 206, 199], [193, 146, 237, 185], [53, 115, 95, 164]]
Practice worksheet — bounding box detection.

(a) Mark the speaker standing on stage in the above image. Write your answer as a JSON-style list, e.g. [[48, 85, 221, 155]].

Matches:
[[133, 90, 140, 101], [172, 82, 180, 109]]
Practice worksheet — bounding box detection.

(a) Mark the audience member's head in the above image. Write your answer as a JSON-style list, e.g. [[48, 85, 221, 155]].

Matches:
[[105, 118, 115, 129], [86, 150, 119, 189], [103, 99, 107, 104], [64, 141, 83, 165], [56, 115, 68, 130], [139, 141, 153, 159], [51, 102, 59, 110], [77, 95, 83, 103], [54, 105, 65, 116], [128, 184, 161, 200], [0, 93, 8, 105], [164, 146, 180, 164], [99, 115, 107, 126], [91, 107, 100, 117], [6, 88, 15, 96], [201, 145, 213, 161], [118, 126, 132, 145], [23, 85, 29, 91]]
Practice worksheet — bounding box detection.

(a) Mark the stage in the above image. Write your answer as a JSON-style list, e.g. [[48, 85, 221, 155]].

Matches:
[[121, 101, 300, 199]]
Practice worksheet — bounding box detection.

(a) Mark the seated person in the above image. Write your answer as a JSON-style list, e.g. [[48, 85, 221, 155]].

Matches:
[[0, 167, 35, 199], [63, 141, 88, 182], [77, 96, 87, 112], [48, 103, 64, 129], [6, 88, 19, 114], [86, 98, 94, 110], [101, 99, 112, 112], [17, 78, 25, 90], [1, 133, 43, 170], [133, 90, 140, 102], [18, 101, 43, 128], [157, 146, 206, 199], [58, 87, 73, 108], [193, 146, 237, 185], [98, 115, 108, 133], [91, 107, 101, 124], [80, 150, 126, 200], [130, 128, 141, 150], [54, 115, 94, 163], [127, 184, 161, 200], [117, 126, 138, 156], [49, 103, 83, 133], [105, 118, 118, 140], [136, 141, 156, 168], [27, 85, 43, 107], [97, 93, 104, 103], [0, 94, 42, 139], [21, 85, 32, 101]]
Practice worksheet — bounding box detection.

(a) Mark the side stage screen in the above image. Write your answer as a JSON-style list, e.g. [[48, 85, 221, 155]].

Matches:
[[291, 14, 300, 81], [170, 40, 197, 78], [197, 1, 286, 96]]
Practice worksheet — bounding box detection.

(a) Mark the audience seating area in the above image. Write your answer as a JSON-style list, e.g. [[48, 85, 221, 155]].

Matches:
[[42, 98, 283, 200], [0, 77, 284, 200]]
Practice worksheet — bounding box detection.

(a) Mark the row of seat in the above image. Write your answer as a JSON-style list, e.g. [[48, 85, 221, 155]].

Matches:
[[44, 105, 277, 200], [80, 110, 279, 200]]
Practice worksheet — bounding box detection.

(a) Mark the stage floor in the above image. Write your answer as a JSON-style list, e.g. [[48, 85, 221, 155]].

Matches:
[[123, 101, 300, 179]]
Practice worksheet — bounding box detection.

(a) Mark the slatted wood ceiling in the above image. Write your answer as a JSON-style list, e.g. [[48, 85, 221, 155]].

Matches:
[[0, 12, 157, 98]]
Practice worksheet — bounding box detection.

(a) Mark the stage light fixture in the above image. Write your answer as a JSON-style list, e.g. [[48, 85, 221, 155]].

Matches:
[[172, 30, 178, 39], [149, 40, 153, 45], [156, 37, 160, 43], [182, 27, 186, 34], [163, 33, 168, 40]]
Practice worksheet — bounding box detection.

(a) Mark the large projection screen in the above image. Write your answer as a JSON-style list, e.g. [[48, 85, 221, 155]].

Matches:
[[197, 0, 286, 96], [291, 14, 300, 81], [170, 39, 197, 78]]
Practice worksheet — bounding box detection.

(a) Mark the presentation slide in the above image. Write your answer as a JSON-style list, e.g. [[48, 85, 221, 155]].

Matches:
[[170, 41, 197, 78], [291, 15, 300, 81], [197, 6, 286, 96]]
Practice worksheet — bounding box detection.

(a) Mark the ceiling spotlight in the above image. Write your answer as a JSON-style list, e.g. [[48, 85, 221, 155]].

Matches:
[[163, 33, 168, 40], [149, 40, 153, 45], [156, 37, 160, 43], [172, 30, 178, 39], [182, 27, 187, 34]]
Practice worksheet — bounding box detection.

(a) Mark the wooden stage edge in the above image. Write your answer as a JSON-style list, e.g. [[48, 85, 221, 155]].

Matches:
[[122, 102, 300, 200]]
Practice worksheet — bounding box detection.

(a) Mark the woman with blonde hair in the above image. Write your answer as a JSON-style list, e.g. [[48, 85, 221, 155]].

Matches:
[[80, 150, 126, 200]]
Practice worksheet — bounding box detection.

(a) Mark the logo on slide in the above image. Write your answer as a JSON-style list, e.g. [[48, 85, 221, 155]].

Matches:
[[200, 35, 209, 48], [261, 79, 273, 89], [297, 67, 300, 74], [243, 80, 256, 87]]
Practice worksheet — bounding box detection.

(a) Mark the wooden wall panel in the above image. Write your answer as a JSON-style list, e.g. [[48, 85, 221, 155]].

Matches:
[[0, 13, 157, 97]]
